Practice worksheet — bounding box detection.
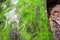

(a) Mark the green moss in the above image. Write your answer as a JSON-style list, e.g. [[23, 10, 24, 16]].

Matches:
[[0, 0, 54, 40]]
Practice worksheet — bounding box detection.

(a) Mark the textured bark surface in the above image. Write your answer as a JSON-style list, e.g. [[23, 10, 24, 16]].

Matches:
[[10, 29, 21, 40], [48, 5, 60, 40], [46, 0, 60, 40]]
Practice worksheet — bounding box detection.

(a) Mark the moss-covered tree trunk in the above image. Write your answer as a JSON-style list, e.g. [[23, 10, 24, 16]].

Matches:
[[0, 0, 54, 40]]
